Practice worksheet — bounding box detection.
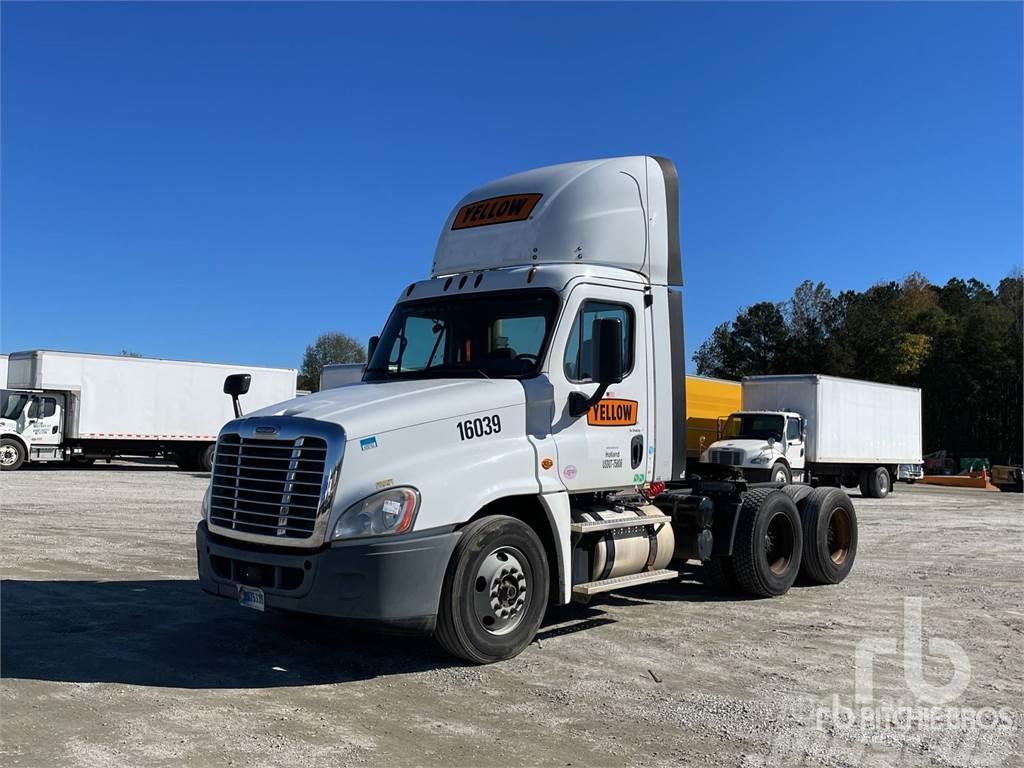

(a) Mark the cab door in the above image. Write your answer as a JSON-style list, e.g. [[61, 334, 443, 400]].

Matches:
[[27, 394, 63, 446], [547, 283, 651, 491]]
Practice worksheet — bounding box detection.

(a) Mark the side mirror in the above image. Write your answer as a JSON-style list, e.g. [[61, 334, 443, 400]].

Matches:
[[367, 335, 380, 361], [224, 374, 251, 418], [569, 317, 624, 418], [767, 436, 776, 448], [592, 317, 624, 385]]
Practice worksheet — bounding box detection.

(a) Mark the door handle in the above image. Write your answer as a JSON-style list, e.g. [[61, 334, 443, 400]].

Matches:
[[630, 435, 644, 470], [52, 426, 59, 434]]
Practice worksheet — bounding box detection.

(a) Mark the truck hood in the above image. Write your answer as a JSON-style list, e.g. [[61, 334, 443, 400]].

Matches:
[[244, 378, 526, 440]]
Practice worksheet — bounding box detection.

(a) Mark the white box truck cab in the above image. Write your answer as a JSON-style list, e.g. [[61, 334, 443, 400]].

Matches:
[[197, 156, 860, 663], [701, 375, 923, 499], [0, 351, 296, 472]]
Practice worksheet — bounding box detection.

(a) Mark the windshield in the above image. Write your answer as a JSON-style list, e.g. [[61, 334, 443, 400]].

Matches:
[[365, 289, 558, 380], [2, 393, 30, 420], [724, 413, 784, 441]]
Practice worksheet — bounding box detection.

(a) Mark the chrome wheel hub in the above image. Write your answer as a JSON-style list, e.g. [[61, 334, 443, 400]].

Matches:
[[473, 546, 529, 636], [0, 446, 17, 466]]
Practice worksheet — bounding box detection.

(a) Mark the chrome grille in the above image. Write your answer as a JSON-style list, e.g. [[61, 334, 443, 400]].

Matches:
[[709, 448, 743, 466], [209, 434, 328, 539]]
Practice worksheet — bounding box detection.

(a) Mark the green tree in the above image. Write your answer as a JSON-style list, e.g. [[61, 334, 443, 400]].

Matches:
[[299, 332, 366, 391], [693, 301, 789, 377]]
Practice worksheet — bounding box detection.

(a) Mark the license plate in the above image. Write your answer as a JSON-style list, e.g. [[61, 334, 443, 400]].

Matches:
[[237, 584, 265, 612]]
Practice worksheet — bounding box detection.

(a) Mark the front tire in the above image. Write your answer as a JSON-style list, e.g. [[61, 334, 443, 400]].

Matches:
[[435, 515, 549, 664], [770, 462, 792, 484], [793, 487, 857, 585], [731, 489, 802, 597], [0, 438, 25, 471]]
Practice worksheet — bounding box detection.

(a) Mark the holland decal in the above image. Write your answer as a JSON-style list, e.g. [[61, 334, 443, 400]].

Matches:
[[360, 436, 378, 451]]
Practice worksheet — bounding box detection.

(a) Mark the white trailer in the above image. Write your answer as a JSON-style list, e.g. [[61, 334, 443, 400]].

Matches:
[[701, 374, 923, 497], [0, 350, 296, 471], [196, 156, 862, 664]]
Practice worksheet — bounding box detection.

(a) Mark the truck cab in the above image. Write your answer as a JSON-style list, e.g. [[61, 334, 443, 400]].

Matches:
[[0, 390, 66, 469], [196, 156, 858, 663], [702, 410, 805, 483]]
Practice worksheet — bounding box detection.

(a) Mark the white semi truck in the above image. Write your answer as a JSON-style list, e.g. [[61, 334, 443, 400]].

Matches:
[[196, 156, 860, 663], [0, 350, 296, 471], [700, 375, 923, 498]]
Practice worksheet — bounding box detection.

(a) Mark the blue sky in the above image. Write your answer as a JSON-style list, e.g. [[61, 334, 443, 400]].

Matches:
[[2, 2, 1021, 372]]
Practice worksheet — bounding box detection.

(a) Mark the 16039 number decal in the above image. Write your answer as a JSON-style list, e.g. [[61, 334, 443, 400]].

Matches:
[[457, 414, 502, 441]]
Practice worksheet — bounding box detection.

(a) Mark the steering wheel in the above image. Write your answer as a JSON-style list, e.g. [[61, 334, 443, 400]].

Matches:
[[514, 353, 538, 364]]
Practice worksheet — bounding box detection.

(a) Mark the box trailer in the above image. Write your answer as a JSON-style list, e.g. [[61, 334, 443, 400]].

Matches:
[[196, 156, 862, 664], [685, 375, 741, 459], [0, 350, 296, 471], [701, 374, 923, 497]]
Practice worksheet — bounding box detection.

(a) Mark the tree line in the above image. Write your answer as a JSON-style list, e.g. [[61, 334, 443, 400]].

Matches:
[[693, 273, 1023, 462]]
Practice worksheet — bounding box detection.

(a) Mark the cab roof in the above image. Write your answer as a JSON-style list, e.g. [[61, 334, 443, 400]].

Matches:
[[432, 156, 681, 286]]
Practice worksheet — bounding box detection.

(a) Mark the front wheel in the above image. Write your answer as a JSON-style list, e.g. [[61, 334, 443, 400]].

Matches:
[[770, 462, 792, 484], [0, 438, 25, 471], [435, 515, 549, 664]]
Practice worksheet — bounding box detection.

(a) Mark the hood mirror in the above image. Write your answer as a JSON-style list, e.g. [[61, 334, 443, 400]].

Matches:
[[224, 373, 251, 418]]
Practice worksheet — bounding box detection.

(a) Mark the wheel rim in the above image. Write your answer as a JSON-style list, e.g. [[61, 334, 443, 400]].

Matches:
[[0, 445, 18, 466], [774, 467, 787, 483], [764, 512, 795, 575], [473, 546, 529, 636], [878, 472, 889, 495], [827, 506, 852, 565]]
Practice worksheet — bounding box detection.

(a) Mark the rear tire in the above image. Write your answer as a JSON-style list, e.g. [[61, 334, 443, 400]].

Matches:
[[196, 444, 216, 473], [859, 466, 890, 498], [0, 438, 25, 471], [731, 489, 802, 597], [435, 515, 549, 664], [70, 456, 95, 467], [793, 487, 858, 585]]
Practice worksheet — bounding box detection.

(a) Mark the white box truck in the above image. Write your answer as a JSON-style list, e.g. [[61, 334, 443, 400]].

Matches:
[[700, 374, 923, 498], [196, 156, 861, 663], [0, 350, 296, 471]]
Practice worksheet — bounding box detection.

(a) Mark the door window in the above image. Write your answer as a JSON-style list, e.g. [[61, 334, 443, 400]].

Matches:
[[563, 301, 634, 382], [28, 398, 57, 419], [786, 418, 801, 442]]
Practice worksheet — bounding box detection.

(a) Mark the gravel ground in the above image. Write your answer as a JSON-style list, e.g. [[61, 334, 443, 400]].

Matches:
[[2, 463, 1021, 767]]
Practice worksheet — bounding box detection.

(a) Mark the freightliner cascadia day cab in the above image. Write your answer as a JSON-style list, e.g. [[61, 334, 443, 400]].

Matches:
[[196, 156, 860, 663], [700, 375, 923, 498], [0, 351, 296, 471]]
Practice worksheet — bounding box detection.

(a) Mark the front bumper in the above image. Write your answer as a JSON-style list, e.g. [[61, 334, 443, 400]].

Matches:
[[196, 521, 460, 634]]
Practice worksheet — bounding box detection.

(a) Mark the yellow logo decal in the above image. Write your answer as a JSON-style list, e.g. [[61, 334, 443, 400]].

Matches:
[[587, 398, 638, 427], [451, 193, 542, 230]]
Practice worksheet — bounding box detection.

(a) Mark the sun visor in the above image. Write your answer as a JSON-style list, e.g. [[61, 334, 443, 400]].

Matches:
[[432, 155, 681, 286]]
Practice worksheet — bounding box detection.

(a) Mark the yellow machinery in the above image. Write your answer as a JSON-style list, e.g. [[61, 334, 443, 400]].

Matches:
[[686, 375, 742, 459]]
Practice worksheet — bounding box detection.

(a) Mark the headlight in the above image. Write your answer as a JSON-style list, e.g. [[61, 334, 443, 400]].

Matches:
[[331, 487, 420, 540], [200, 485, 211, 521], [750, 456, 770, 464]]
